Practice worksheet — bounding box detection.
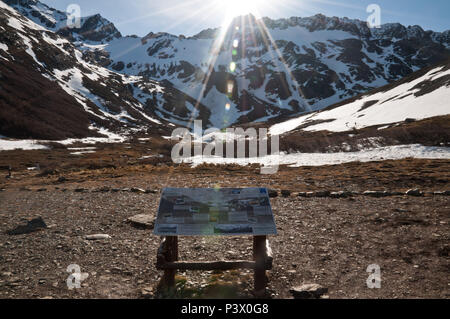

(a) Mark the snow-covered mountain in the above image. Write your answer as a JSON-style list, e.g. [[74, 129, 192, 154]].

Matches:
[[0, 1, 213, 140], [1, 0, 450, 136], [74, 13, 450, 127], [270, 59, 450, 136], [3, 0, 122, 42]]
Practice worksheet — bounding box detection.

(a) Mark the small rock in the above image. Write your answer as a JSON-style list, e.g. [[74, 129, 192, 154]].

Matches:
[[93, 187, 110, 193], [287, 270, 297, 274], [141, 287, 154, 298], [85, 234, 111, 240], [297, 192, 308, 198], [7, 217, 47, 235], [131, 188, 146, 193], [330, 191, 352, 198], [281, 190, 291, 197], [406, 189, 423, 197], [268, 189, 278, 198], [290, 284, 328, 299], [363, 191, 389, 198], [314, 191, 331, 198], [57, 176, 67, 183], [74, 188, 87, 193], [145, 189, 157, 194], [127, 214, 154, 229]]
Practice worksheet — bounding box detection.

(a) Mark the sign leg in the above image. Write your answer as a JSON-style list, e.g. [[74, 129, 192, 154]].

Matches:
[[253, 235, 267, 297], [161, 236, 178, 290]]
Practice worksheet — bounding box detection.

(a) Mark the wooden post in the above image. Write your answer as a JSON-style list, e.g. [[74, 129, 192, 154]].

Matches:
[[161, 236, 178, 290], [253, 235, 267, 297]]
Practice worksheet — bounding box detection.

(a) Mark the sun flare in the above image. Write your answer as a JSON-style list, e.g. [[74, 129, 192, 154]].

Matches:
[[215, 0, 267, 21]]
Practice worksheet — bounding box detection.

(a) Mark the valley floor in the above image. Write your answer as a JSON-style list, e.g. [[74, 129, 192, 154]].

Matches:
[[0, 157, 448, 299]]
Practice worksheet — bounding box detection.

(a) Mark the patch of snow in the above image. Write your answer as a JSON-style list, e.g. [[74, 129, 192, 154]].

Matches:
[[67, 147, 97, 151], [270, 66, 450, 135], [70, 151, 97, 155], [0, 43, 8, 52], [0, 139, 49, 151], [15, 33, 46, 68], [138, 154, 164, 160], [184, 144, 450, 168], [58, 126, 127, 145]]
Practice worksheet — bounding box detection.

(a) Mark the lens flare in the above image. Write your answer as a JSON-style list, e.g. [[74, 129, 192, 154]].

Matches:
[[227, 81, 234, 93], [229, 61, 236, 72], [216, 0, 269, 28], [217, 0, 266, 16]]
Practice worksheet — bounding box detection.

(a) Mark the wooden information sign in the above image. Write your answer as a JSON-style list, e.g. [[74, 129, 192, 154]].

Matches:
[[154, 188, 277, 296]]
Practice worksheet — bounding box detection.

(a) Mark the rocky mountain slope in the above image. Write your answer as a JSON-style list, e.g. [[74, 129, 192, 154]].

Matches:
[[0, 1, 213, 140], [270, 58, 450, 136], [3, 0, 122, 42]]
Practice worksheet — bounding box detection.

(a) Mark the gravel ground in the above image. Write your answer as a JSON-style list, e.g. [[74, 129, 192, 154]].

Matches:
[[0, 188, 448, 299]]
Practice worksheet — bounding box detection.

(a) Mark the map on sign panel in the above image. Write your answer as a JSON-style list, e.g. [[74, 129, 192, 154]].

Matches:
[[154, 188, 277, 236]]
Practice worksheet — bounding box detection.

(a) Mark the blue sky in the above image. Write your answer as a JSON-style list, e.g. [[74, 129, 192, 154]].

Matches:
[[43, 0, 450, 37]]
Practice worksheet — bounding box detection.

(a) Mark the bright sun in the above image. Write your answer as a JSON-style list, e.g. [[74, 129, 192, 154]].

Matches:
[[216, 0, 267, 18]]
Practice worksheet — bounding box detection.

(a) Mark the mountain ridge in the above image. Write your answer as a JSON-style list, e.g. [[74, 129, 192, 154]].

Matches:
[[1, 0, 449, 139]]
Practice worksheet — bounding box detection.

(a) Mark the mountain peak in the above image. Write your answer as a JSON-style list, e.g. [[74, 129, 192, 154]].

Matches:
[[5, 0, 121, 43]]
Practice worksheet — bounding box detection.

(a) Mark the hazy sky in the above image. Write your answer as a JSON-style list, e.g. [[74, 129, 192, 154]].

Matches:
[[42, 0, 450, 37]]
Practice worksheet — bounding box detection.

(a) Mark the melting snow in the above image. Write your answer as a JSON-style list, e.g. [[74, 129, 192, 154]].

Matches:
[[184, 144, 450, 168], [0, 43, 8, 52], [270, 66, 450, 135], [70, 150, 97, 155], [58, 126, 127, 145], [0, 139, 49, 151]]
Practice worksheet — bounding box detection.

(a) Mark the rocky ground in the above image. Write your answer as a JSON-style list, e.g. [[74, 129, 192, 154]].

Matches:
[[0, 158, 449, 299]]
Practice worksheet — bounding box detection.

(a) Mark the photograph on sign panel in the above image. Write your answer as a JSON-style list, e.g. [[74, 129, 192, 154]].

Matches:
[[154, 188, 277, 236]]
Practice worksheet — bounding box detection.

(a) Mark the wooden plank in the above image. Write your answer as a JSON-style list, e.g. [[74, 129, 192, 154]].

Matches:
[[160, 236, 178, 289], [156, 236, 168, 266], [156, 235, 273, 297], [159, 260, 261, 270], [253, 236, 267, 296]]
